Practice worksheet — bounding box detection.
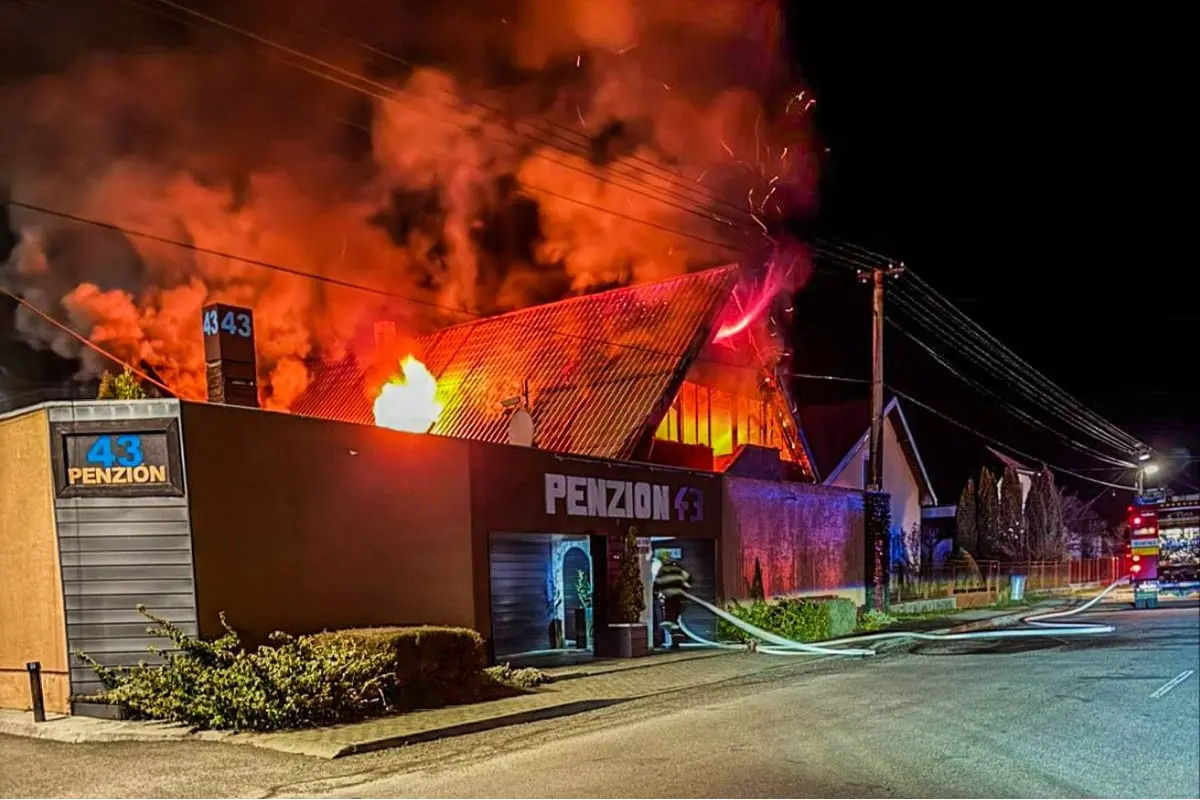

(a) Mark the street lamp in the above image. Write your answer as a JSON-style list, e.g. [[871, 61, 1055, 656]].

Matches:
[[1136, 462, 1160, 495]]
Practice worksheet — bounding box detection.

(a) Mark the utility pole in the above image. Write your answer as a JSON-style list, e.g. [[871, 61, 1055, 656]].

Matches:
[[860, 264, 906, 491], [859, 262, 904, 612]]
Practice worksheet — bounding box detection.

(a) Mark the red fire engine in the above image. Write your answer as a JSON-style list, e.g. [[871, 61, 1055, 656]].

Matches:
[[1125, 492, 1200, 608]]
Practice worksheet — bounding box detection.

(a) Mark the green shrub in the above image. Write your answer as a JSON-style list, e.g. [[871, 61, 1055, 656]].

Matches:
[[859, 609, 898, 632], [485, 663, 550, 690], [312, 626, 486, 708], [824, 598, 857, 638], [718, 596, 858, 643], [78, 606, 490, 731]]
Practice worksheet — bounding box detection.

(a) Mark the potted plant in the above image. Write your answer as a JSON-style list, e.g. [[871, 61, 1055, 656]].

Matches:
[[576, 569, 593, 649], [608, 526, 648, 658]]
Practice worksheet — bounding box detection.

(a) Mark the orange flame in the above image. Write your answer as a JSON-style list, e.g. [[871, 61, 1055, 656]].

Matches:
[[373, 355, 443, 433], [713, 260, 788, 344]]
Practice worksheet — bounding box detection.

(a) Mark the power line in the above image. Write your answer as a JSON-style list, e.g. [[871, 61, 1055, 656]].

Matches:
[[891, 278, 1140, 453], [5, 198, 773, 380], [0, 224, 1141, 495], [789, 371, 1138, 490], [903, 272, 1144, 452], [22, 0, 1152, 478], [0, 284, 174, 395], [888, 291, 1137, 460], [808, 240, 1146, 457], [885, 314, 1136, 467], [819, 244, 1141, 454], [125, 0, 765, 245], [885, 386, 1137, 491]]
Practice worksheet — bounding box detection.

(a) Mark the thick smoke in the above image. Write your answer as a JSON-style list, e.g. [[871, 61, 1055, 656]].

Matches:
[[0, 0, 814, 408]]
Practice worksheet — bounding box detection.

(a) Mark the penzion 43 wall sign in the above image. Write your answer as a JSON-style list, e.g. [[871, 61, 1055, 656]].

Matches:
[[50, 418, 186, 499]]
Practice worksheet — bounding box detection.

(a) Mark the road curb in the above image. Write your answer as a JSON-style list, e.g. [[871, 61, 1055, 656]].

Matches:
[[0, 710, 198, 745]]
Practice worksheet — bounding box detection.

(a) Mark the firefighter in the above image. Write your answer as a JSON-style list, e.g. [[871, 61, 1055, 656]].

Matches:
[[653, 556, 691, 649]]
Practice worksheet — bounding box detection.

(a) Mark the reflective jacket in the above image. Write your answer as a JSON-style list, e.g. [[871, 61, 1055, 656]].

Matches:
[[654, 561, 691, 598]]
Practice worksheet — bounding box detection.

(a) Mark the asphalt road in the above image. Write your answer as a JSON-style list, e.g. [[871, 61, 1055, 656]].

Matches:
[[333, 602, 1200, 799], [0, 601, 1196, 798]]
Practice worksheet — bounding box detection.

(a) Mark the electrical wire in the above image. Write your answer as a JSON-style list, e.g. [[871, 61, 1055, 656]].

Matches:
[[813, 246, 1143, 458], [806, 240, 1146, 458], [5, 199, 777, 383], [0, 284, 174, 395], [890, 280, 1141, 455], [886, 385, 1137, 491], [786, 372, 1138, 491], [0, 204, 1139, 495], [885, 311, 1136, 468], [899, 273, 1145, 454], [124, 0, 765, 249], [20, 0, 1154, 480]]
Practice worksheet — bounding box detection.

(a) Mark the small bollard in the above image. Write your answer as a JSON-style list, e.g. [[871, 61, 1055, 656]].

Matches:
[[26, 661, 46, 723]]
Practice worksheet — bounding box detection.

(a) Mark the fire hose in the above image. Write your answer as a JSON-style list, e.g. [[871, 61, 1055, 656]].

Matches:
[[674, 576, 1128, 657]]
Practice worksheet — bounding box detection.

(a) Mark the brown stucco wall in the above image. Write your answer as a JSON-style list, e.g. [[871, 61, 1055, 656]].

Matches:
[[180, 403, 476, 643], [723, 477, 866, 605], [0, 409, 69, 713]]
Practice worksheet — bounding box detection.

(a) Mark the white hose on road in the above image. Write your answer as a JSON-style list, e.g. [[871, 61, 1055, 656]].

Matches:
[[674, 576, 1127, 657]]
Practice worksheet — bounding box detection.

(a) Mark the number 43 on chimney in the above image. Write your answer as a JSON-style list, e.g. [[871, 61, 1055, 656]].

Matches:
[[202, 309, 252, 338]]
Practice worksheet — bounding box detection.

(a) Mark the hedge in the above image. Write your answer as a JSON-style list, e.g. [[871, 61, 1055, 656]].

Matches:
[[717, 596, 858, 644], [311, 626, 487, 708], [78, 607, 500, 732]]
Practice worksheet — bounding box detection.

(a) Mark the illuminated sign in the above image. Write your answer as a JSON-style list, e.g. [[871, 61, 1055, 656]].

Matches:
[[202, 307, 253, 339], [544, 473, 704, 522], [52, 420, 185, 499]]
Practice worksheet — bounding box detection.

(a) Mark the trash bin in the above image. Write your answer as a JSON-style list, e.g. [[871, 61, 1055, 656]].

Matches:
[[1010, 575, 1026, 602]]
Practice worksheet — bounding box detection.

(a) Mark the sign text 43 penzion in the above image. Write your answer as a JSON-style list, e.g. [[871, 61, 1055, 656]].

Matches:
[[67, 434, 167, 487], [53, 420, 185, 499], [544, 473, 704, 522]]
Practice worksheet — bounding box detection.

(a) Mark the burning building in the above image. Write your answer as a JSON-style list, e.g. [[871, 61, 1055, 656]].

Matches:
[[0, 264, 877, 718], [292, 263, 815, 478]]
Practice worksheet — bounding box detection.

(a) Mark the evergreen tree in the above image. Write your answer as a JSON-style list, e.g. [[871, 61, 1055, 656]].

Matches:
[[97, 366, 147, 400], [998, 465, 1026, 559], [612, 527, 645, 623], [749, 557, 765, 601], [1044, 470, 1064, 558], [976, 467, 1001, 559], [955, 478, 979, 557], [1024, 469, 1051, 559]]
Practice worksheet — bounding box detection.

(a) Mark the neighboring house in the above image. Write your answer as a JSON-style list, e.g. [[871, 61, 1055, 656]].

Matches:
[[798, 396, 938, 564], [987, 446, 1035, 509]]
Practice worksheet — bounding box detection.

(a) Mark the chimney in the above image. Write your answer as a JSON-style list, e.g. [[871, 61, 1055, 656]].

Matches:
[[374, 320, 397, 352], [201, 302, 259, 408]]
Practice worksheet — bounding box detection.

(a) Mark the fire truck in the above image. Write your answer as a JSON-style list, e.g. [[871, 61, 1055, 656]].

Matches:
[[1125, 491, 1200, 608]]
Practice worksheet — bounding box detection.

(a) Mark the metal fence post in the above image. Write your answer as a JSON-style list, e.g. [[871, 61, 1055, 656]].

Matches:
[[26, 662, 45, 723]]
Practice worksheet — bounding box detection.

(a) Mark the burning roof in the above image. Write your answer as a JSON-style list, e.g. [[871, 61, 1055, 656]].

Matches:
[[292, 264, 741, 459]]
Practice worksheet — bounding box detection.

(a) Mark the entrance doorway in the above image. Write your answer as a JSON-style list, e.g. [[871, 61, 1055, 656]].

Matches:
[[488, 532, 594, 662], [649, 538, 717, 647]]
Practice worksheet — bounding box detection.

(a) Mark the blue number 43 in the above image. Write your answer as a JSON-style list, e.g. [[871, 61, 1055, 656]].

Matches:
[[86, 435, 144, 468]]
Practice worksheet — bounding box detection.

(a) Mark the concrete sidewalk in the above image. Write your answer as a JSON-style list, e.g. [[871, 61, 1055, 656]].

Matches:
[[0, 601, 1079, 759], [0, 649, 810, 759]]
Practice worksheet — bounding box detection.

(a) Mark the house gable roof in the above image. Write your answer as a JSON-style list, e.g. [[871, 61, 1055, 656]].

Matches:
[[290, 265, 742, 460], [797, 396, 938, 505]]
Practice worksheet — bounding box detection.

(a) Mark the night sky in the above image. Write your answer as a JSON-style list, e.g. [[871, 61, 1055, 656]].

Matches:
[[785, 5, 1195, 509]]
